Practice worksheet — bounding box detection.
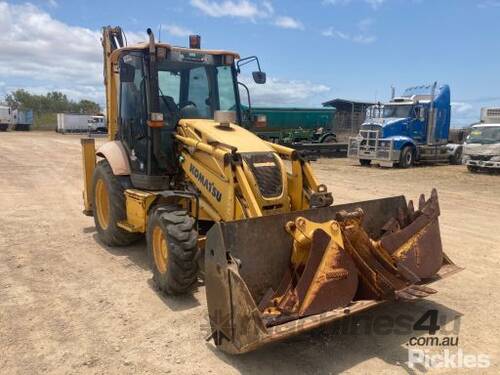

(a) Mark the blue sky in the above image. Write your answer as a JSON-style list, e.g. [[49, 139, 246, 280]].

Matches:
[[1, 0, 499, 125]]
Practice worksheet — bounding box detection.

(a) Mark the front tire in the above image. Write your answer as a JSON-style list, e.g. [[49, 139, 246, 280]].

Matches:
[[92, 160, 140, 246], [399, 146, 415, 168], [359, 159, 371, 166], [147, 206, 199, 295], [467, 165, 479, 173]]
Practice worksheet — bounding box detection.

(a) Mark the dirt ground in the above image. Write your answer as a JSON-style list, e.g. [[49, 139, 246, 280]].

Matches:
[[1, 131, 499, 375]]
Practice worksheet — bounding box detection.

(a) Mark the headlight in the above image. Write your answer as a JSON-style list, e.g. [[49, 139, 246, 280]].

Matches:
[[490, 156, 500, 162], [379, 141, 390, 148]]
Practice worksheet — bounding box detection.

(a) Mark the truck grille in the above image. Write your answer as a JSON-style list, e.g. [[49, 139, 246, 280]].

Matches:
[[470, 155, 492, 161], [242, 153, 283, 198], [486, 108, 500, 118], [361, 124, 382, 132]]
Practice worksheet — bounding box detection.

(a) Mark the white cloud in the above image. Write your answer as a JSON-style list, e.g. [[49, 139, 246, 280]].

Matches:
[[0, 2, 148, 104], [262, 1, 274, 14], [478, 0, 500, 8], [322, 26, 376, 43], [240, 76, 330, 106], [162, 24, 194, 37], [357, 17, 374, 32], [323, 16, 376, 43], [274, 16, 304, 30], [451, 102, 473, 115], [0, 2, 101, 86], [365, 0, 385, 9], [451, 101, 481, 126], [189, 0, 273, 19], [323, 0, 386, 9], [0, 2, 320, 109], [322, 0, 352, 5]]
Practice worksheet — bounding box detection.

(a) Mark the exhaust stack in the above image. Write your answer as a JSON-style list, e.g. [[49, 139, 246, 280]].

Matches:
[[189, 35, 201, 49]]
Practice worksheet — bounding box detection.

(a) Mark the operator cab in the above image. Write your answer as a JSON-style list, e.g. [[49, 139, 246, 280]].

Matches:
[[115, 32, 266, 189]]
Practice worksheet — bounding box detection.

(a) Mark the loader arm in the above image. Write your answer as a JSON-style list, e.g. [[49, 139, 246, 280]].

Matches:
[[175, 120, 333, 222]]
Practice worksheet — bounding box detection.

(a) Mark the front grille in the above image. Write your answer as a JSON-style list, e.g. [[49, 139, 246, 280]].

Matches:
[[486, 108, 500, 118], [471, 155, 492, 161], [242, 153, 283, 198], [361, 124, 382, 132]]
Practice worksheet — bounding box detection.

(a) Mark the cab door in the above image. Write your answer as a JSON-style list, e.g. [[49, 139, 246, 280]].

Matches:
[[410, 105, 426, 144]]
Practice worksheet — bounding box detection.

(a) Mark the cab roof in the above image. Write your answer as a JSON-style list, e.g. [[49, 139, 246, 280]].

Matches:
[[110, 42, 240, 63], [472, 123, 500, 128]]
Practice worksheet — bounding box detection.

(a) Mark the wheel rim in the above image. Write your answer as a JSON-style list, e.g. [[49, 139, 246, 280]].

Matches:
[[95, 178, 110, 230], [406, 152, 413, 165], [152, 225, 168, 274]]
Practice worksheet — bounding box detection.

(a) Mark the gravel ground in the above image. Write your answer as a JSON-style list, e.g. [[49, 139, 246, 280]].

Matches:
[[1, 131, 499, 374]]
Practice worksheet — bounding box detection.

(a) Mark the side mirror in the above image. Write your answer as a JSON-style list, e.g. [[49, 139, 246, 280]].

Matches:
[[252, 71, 266, 84], [120, 63, 135, 83]]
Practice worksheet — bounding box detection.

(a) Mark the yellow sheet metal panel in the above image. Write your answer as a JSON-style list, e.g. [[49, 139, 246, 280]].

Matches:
[[122, 189, 157, 233], [80, 138, 96, 215], [181, 153, 235, 221], [179, 119, 274, 153]]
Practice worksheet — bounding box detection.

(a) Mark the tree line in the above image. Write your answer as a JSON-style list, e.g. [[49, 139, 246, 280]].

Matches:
[[4, 89, 101, 115]]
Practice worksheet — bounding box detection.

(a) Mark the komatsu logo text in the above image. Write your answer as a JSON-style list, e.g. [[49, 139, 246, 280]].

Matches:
[[189, 164, 222, 202]]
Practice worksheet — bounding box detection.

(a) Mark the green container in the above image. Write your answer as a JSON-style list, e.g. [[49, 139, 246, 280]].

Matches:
[[243, 106, 337, 143]]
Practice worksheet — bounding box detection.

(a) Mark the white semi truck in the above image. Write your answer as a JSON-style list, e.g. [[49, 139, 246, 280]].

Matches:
[[0, 105, 12, 131], [463, 107, 500, 172], [57, 113, 106, 134]]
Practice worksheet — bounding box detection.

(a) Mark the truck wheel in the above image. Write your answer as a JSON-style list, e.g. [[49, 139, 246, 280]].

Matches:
[[359, 159, 371, 166], [321, 134, 337, 143], [450, 147, 463, 165], [399, 146, 415, 168], [147, 206, 199, 295], [92, 160, 141, 246], [467, 165, 479, 173]]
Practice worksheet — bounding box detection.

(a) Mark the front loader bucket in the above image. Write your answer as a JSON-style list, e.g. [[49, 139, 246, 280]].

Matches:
[[204, 192, 461, 354]]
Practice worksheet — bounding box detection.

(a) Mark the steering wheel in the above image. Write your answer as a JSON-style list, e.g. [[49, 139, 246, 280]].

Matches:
[[180, 100, 197, 109]]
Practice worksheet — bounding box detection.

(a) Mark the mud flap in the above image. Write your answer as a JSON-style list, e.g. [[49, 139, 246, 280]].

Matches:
[[204, 193, 462, 354]]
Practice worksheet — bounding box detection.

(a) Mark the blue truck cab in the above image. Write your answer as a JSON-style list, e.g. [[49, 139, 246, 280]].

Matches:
[[348, 83, 462, 167]]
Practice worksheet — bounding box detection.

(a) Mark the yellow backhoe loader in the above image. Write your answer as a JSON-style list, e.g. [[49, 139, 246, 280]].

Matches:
[[81, 26, 461, 354]]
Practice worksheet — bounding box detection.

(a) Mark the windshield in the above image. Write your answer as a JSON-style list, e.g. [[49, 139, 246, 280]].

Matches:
[[382, 105, 412, 118], [366, 104, 413, 119], [157, 61, 238, 120], [366, 105, 383, 119], [467, 127, 500, 144]]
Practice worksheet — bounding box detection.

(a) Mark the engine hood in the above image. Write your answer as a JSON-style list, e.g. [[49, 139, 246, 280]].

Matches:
[[464, 142, 500, 156], [362, 117, 407, 127], [178, 119, 274, 153]]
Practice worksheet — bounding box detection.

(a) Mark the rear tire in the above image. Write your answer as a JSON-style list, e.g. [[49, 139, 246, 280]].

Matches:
[[147, 206, 199, 295], [359, 159, 371, 166], [321, 134, 337, 143], [399, 146, 415, 168], [92, 160, 140, 246]]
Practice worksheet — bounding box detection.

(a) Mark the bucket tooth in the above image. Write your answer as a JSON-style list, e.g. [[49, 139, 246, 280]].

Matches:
[[261, 217, 358, 320], [378, 190, 443, 279], [396, 284, 437, 300], [297, 229, 358, 316], [407, 200, 415, 220]]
